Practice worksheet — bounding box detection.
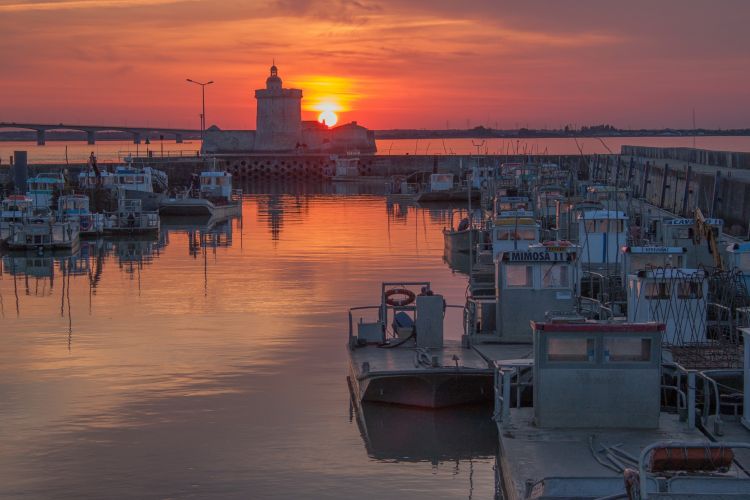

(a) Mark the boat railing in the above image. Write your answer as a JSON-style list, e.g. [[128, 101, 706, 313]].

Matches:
[[577, 296, 615, 319], [492, 361, 532, 424], [662, 361, 729, 433], [348, 305, 382, 344], [638, 441, 750, 499]]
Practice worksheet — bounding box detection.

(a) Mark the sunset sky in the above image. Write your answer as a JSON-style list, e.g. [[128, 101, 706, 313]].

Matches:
[[1, 0, 748, 130]]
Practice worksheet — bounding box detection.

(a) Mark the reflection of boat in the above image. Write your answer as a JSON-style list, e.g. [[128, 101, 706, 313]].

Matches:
[[352, 401, 497, 463], [443, 248, 472, 275], [159, 171, 241, 219], [347, 281, 493, 408]]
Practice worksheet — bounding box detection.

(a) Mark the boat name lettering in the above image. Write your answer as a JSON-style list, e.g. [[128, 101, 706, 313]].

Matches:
[[508, 251, 563, 262]]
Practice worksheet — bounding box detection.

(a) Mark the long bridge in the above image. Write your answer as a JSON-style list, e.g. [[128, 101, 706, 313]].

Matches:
[[0, 122, 200, 145]]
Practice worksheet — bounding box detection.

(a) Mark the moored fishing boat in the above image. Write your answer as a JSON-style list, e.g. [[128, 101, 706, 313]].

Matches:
[[4, 215, 79, 251], [58, 194, 104, 236], [104, 197, 160, 235], [347, 281, 493, 408], [159, 171, 241, 219]]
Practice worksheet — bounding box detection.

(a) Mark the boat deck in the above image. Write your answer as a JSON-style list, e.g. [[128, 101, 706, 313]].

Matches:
[[705, 416, 750, 465], [348, 340, 494, 408], [471, 343, 533, 364], [499, 410, 749, 500], [349, 340, 491, 374]]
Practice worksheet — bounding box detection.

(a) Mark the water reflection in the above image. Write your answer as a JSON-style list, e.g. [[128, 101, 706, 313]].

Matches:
[[353, 401, 497, 465], [0, 186, 503, 499]]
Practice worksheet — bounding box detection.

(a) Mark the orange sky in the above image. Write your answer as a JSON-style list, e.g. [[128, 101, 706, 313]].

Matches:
[[1, 0, 749, 130]]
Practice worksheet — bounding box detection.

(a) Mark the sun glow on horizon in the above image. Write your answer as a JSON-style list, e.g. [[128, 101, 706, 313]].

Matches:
[[318, 110, 338, 127]]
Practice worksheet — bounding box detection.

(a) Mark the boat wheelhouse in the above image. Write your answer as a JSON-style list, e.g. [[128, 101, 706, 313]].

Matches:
[[490, 210, 540, 259], [490, 243, 579, 342], [494, 319, 750, 500], [655, 217, 724, 269], [58, 194, 104, 235], [553, 199, 602, 242], [27, 172, 65, 209], [727, 242, 750, 292], [626, 268, 708, 346], [0, 195, 34, 241], [620, 246, 687, 284], [577, 210, 628, 273]]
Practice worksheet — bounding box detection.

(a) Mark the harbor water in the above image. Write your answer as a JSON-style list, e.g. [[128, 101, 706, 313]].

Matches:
[[0, 185, 499, 499]]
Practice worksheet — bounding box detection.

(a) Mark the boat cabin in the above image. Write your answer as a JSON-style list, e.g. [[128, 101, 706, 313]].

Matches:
[[494, 243, 579, 342], [577, 210, 628, 272], [654, 217, 724, 269], [491, 210, 539, 258], [78, 170, 115, 189], [626, 268, 707, 345], [58, 194, 103, 235], [470, 162, 496, 190], [620, 246, 687, 284], [27, 173, 65, 209], [535, 185, 564, 228], [426, 173, 454, 192], [200, 171, 233, 200], [727, 242, 750, 292], [553, 199, 602, 242], [494, 196, 529, 215], [531, 320, 663, 428], [1, 195, 34, 223], [113, 166, 153, 192]]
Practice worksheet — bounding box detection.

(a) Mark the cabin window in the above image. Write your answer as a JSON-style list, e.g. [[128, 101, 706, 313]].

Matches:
[[541, 264, 569, 288], [604, 337, 651, 362], [505, 265, 533, 288], [644, 282, 671, 299], [547, 337, 595, 362], [677, 281, 703, 299]]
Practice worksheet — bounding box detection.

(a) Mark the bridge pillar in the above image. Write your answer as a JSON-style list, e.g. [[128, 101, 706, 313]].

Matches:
[[36, 129, 46, 145], [87, 130, 96, 145], [175, 133, 183, 144], [132, 132, 141, 144]]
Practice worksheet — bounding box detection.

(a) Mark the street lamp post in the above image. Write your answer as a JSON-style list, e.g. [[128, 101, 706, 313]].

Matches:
[[186, 78, 214, 151]]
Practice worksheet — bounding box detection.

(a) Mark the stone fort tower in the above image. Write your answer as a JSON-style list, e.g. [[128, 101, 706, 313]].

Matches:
[[254, 63, 302, 151]]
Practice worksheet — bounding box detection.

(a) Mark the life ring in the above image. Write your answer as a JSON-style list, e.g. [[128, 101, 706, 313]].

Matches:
[[385, 288, 416, 307], [79, 216, 91, 231]]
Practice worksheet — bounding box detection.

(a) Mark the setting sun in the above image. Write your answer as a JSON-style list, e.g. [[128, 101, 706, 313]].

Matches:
[[318, 110, 338, 127]]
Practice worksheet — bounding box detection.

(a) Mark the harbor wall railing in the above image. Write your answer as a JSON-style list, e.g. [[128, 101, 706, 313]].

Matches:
[[621, 145, 750, 170]]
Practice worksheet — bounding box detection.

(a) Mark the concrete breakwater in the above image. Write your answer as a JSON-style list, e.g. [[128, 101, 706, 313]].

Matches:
[[595, 151, 750, 237], [622, 145, 750, 170], [4, 153, 585, 187]]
